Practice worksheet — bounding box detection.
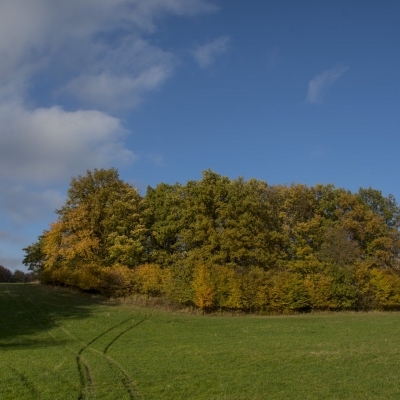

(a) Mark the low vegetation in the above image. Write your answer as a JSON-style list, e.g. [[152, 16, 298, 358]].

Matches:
[[23, 168, 400, 312], [2, 283, 400, 399]]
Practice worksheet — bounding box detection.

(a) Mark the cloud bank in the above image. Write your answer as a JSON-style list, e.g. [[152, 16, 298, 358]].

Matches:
[[306, 65, 348, 104]]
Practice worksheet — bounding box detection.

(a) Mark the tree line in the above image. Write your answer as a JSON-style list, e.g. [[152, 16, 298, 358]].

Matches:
[[23, 168, 400, 313], [0, 265, 34, 283]]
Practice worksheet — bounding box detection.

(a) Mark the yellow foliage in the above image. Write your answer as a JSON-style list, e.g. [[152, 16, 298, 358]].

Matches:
[[133, 264, 164, 296], [256, 271, 309, 313], [370, 269, 400, 309], [224, 276, 244, 310], [211, 265, 231, 307], [304, 274, 335, 310], [192, 264, 215, 310]]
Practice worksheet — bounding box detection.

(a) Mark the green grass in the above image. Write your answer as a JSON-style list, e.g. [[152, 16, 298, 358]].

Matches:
[[1, 283, 400, 399]]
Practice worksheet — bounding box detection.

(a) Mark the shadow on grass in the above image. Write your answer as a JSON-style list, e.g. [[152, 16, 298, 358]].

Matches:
[[0, 283, 114, 349]]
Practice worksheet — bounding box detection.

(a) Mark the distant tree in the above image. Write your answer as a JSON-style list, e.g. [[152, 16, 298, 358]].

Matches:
[[0, 265, 12, 282], [11, 270, 27, 283]]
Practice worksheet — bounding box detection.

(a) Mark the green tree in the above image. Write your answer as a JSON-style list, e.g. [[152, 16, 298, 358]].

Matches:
[[145, 182, 185, 266], [23, 233, 46, 276], [176, 170, 286, 270], [358, 187, 400, 228]]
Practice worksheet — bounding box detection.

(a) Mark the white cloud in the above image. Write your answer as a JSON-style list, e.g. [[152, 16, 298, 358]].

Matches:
[[0, 0, 216, 102], [0, 103, 134, 183], [306, 65, 349, 104], [193, 36, 230, 68]]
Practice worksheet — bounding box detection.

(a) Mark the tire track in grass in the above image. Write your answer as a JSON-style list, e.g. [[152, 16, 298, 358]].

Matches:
[[80, 313, 148, 355], [16, 292, 96, 400], [6, 290, 95, 400], [100, 316, 149, 400], [76, 356, 94, 400], [31, 303, 141, 399], [22, 287, 147, 399], [77, 314, 149, 400], [83, 316, 134, 348], [7, 290, 94, 399]]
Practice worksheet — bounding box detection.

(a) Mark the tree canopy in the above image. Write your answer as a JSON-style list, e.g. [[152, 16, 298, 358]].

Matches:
[[24, 168, 400, 312]]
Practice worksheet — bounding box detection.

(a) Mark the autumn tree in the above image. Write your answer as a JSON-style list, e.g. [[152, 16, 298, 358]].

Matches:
[[40, 168, 147, 291]]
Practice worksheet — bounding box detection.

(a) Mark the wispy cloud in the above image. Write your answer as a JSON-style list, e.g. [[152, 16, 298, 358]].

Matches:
[[65, 42, 176, 110], [306, 65, 349, 104], [193, 36, 230, 68]]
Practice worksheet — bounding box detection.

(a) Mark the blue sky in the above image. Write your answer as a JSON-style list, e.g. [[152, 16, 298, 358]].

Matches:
[[1, 0, 400, 271]]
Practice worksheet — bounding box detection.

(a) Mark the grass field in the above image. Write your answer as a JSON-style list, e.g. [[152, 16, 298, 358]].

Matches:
[[1, 284, 400, 399]]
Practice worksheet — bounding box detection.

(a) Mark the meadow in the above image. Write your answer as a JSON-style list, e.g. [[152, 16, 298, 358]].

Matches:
[[1, 283, 400, 399]]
